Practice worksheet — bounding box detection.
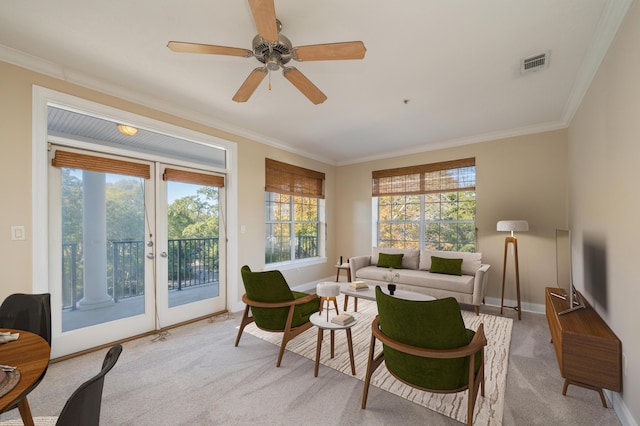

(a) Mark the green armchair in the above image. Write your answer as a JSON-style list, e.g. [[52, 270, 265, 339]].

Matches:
[[235, 265, 320, 367], [362, 286, 487, 426]]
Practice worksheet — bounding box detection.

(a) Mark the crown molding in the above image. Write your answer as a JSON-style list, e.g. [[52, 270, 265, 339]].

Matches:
[[561, 0, 633, 125], [0, 44, 336, 166], [335, 120, 568, 167]]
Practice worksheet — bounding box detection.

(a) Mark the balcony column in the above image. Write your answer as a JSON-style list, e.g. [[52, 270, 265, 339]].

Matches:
[[77, 171, 114, 311]]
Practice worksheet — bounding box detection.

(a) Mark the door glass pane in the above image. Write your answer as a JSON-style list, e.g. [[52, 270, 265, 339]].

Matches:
[[61, 169, 146, 332], [167, 181, 220, 308]]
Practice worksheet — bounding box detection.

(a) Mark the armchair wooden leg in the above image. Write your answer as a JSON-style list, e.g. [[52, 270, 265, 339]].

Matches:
[[234, 305, 254, 347], [362, 335, 384, 409], [276, 337, 288, 368], [276, 305, 298, 367], [466, 351, 485, 426]]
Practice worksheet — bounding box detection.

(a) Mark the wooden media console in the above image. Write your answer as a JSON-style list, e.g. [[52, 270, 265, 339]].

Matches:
[[545, 287, 622, 407]]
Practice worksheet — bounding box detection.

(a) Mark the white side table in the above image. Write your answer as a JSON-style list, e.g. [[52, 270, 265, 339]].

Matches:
[[309, 312, 357, 377]]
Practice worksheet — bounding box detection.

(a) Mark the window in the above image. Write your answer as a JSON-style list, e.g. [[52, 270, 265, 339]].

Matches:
[[373, 158, 476, 252], [265, 159, 325, 264]]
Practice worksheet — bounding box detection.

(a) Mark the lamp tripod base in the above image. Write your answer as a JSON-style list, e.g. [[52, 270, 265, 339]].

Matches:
[[500, 236, 522, 320]]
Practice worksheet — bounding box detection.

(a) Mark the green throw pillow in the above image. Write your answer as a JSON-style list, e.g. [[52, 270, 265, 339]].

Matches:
[[377, 253, 404, 269], [430, 256, 463, 276]]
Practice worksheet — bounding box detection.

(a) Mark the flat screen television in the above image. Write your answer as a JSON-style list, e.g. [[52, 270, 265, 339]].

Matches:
[[554, 229, 585, 315]]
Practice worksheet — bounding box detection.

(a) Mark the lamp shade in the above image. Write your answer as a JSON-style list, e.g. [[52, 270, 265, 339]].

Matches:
[[497, 220, 529, 232], [316, 282, 340, 297]]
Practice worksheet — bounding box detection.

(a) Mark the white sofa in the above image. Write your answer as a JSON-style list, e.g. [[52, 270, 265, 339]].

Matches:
[[349, 248, 490, 315]]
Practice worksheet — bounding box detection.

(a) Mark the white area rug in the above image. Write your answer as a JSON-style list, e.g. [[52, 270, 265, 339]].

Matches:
[[244, 295, 513, 425]]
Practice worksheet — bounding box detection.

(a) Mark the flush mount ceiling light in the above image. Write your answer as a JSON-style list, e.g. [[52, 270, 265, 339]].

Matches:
[[117, 124, 138, 136]]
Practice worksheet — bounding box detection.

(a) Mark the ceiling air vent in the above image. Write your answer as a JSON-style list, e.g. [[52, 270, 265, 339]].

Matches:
[[521, 51, 550, 74]]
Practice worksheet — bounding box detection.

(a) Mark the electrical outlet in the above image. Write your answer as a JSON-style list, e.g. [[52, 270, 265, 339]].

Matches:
[[623, 353, 628, 376]]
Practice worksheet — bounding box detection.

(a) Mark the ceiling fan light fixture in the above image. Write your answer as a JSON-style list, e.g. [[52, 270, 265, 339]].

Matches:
[[117, 124, 138, 136], [265, 54, 281, 71]]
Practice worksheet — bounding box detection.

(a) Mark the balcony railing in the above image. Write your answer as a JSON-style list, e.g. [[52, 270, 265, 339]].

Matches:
[[62, 237, 219, 310]]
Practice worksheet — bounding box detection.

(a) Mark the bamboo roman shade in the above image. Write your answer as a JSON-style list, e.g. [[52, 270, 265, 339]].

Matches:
[[162, 168, 224, 187], [51, 150, 151, 179], [372, 158, 475, 197], [265, 159, 325, 198]]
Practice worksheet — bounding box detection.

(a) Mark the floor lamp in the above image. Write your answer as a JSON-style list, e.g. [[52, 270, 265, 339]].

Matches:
[[497, 220, 528, 320]]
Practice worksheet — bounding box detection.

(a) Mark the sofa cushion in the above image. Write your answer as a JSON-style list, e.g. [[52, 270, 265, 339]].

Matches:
[[377, 253, 404, 269], [419, 250, 482, 275], [399, 269, 475, 293], [372, 247, 420, 270], [355, 267, 475, 294], [430, 256, 463, 276]]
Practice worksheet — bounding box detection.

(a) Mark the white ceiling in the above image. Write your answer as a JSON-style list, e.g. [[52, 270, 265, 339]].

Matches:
[[0, 1, 631, 165]]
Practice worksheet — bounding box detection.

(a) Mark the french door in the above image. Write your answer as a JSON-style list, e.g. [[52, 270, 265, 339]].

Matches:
[[48, 147, 226, 357]]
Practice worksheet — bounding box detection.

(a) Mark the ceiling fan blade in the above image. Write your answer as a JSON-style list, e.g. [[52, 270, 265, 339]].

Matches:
[[294, 41, 366, 61], [232, 68, 268, 102], [248, 0, 278, 43], [168, 41, 252, 57], [283, 67, 327, 105]]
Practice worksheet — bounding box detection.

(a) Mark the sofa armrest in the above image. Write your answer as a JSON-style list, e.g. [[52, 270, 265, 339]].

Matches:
[[472, 264, 491, 307], [349, 255, 371, 279]]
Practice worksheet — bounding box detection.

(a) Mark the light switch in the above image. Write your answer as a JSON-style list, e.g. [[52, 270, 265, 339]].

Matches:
[[11, 226, 26, 241], [240, 225, 246, 234]]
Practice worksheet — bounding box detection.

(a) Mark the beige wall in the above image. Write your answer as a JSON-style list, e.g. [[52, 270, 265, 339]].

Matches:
[[236, 139, 338, 299], [0, 61, 339, 306], [335, 130, 569, 308], [568, 0, 639, 421], [1, 57, 569, 310]]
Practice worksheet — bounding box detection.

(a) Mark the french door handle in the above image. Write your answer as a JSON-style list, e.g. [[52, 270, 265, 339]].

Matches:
[[146, 253, 154, 259], [160, 252, 168, 258]]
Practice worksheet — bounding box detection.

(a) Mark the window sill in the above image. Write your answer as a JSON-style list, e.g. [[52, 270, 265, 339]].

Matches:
[[263, 257, 327, 272]]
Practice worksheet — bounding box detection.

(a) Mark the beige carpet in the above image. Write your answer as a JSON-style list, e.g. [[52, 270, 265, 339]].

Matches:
[[244, 295, 513, 425]]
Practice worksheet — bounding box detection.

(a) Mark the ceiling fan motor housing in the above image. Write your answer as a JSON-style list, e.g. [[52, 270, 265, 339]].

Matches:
[[252, 33, 293, 70]]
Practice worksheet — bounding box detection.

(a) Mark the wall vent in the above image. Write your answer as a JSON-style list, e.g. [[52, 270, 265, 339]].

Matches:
[[521, 51, 550, 74]]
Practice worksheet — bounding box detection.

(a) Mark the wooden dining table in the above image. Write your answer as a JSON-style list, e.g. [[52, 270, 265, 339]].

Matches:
[[0, 329, 51, 426]]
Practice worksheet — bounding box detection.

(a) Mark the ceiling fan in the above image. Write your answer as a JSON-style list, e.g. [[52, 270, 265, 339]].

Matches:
[[167, 0, 366, 105]]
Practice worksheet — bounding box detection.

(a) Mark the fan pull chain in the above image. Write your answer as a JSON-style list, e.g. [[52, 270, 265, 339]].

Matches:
[[268, 72, 272, 90]]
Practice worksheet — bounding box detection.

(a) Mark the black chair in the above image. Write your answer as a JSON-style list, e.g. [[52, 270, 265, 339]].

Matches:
[[0, 293, 51, 345], [0, 293, 52, 422], [0, 345, 123, 426], [55, 344, 123, 425]]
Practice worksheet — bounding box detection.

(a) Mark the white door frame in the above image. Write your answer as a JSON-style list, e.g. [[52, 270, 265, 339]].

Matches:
[[32, 87, 239, 358], [155, 163, 227, 328]]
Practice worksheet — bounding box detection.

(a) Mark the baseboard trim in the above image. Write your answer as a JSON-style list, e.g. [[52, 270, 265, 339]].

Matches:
[[606, 390, 637, 426], [293, 282, 547, 315], [291, 277, 336, 293], [483, 297, 545, 314]]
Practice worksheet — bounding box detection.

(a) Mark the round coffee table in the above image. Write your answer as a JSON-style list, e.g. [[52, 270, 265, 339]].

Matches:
[[309, 312, 357, 377], [339, 282, 435, 312]]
